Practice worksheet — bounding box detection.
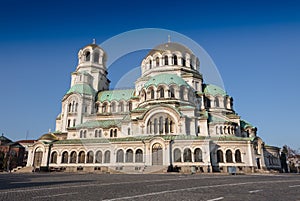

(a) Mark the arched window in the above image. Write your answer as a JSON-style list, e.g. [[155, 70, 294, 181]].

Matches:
[[170, 121, 174, 133], [85, 51, 90, 61], [170, 87, 175, 98], [173, 55, 178, 65], [226, 150, 233, 163], [111, 102, 116, 113], [128, 102, 132, 111], [194, 148, 202, 162], [182, 58, 186, 66], [155, 57, 159, 66], [215, 97, 220, 107], [159, 116, 163, 134], [80, 130, 83, 138], [78, 151, 85, 163], [159, 88, 164, 98], [114, 129, 117, 137], [150, 88, 155, 99], [75, 103, 78, 112], [83, 130, 87, 138], [235, 150, 242, 163], [149, 60, 152, 69], [216, 126, 219, 134], [165, 118, 169, 133], [183, 148, 192, 162], [116, 149, 124, 163], [102, 103, 107, 113], [197, 126, 200, 134], [205, 97, 211, 108], [135, 149, 143, 163], [61, 151, 68, 163], [164, 55, 168, 65], [95, 130, 98, 138], [127, 128, 131, 135], [174, 148, 181, 162], [220, 126, 223, 135], [50, 152, 57, 164], [87, 151, 94, 163], [95, 150, 102, 163], [180, 87, 185, 100], [110, 129, 113, 137], [70, 151, 77, 163], [125, 149, 133, 163], [68, 103, 72, 113], [93, 52, 99, 63], [104, 150, 110, 163], [154, 118, 158, 134], [119, 102, 124, 112], [217, 150, 224, 163]]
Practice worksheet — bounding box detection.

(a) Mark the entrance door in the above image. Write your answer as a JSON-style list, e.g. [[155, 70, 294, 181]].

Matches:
[[33, 151, 43, 168], [152, 143, 163, 165]]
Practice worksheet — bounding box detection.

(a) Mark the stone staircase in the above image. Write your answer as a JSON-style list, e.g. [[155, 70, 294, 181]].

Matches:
[[142, 165, 168, 174]]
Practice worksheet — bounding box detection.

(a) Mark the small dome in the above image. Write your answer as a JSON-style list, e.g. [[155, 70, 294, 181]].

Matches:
[[38, 133, 58, 141], [144, 73, 189, 88], [204, 84, 226, 96], [147, 42, 194, 57]]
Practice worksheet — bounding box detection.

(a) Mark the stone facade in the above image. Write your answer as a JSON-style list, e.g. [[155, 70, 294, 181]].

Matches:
[[26, 40, 281, 173]]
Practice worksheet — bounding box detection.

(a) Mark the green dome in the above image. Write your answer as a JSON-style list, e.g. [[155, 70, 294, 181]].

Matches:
[[66, 84, 95, 96], [204, 84, 226, 96], [144, 74, 189, 88], [38, 133, 58, 141]]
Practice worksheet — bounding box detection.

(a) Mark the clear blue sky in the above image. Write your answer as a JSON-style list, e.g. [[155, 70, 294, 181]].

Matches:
[[0, 0, 299, 149]]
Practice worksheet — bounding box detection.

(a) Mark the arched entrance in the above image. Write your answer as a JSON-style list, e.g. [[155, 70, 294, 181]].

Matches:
[[33, 147, 43, 168], [152, 143, 163, 165]]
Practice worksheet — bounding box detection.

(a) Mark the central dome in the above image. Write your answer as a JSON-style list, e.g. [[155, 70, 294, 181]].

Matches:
[[146, 42, 194, 56]]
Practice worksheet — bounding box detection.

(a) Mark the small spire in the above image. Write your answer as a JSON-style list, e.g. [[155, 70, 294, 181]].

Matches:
[[93, 38, 96, 44], [168, 35, 171, 43]]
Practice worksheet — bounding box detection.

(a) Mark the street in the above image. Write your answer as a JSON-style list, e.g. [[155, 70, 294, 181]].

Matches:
[[0, 173, 299, 201]]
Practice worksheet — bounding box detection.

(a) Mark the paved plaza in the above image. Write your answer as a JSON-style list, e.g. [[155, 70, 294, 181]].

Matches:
[[0, 173, 299, 201]]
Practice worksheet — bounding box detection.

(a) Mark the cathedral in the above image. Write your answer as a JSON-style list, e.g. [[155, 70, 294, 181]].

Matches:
[[26, 39, 281, 173]]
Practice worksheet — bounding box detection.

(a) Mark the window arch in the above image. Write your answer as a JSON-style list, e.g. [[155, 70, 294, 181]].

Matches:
[[78, 151, 85, 163], [159, 87, 164, 98], [119, 102, 124, 112], [217, 150, 224, 163], [183, 148, 192, 162], [104, 150, 110, 163], [116, 149, 124, 163], [173, 55, 178, 65], [87, 151, 94, 163], [95, 150, 102, 163], [135, 149, 143, 162], [215, 97, 220, 107], [93, 52, 99, 63], [68, 103, 72, 113], [226, 150, 233, 163], [85, 51, 90, 61], [50, 152, 58, 164], [150, 88, 155, 99], [194, 148, 202, 162], [169, 86, 175, 98], [164, 55, 168, 65], [102, 103, 108, 113], [174, 148, 181, 162], [95, 130, 98, 138], [111, 102, 116, 113], [235, 150, 242, 163], [125, 149, 133, 163], [70, 151, 77, 163], [155, 57, 159, 66], [61, 151, 68, 163]]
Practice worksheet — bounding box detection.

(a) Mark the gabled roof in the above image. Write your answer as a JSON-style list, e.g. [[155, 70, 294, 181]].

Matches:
[[144, 73, 189, 88], [97, 89, 135, 102], [66, 83, 96, 96]]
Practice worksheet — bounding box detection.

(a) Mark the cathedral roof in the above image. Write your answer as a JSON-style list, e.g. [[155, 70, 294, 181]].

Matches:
[[146, 42, 193, 56], [144, 73, 189, 88], [97, 89, 135, 102], [204, 84, 227, 96], [75, 120, 122, 129], [66, 83, 96, 96], [38, 133, 58, 141], [240, 120, 255, 129]]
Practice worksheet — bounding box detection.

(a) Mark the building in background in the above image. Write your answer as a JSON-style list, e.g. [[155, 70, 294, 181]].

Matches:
[[26, 40, 281, 173]]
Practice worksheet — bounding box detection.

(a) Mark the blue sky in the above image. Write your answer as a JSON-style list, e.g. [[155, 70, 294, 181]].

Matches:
[[0, 0, 299, 149]]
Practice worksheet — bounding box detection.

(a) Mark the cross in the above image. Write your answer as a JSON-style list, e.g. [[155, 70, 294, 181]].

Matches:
[[168, 35, 171, 43]]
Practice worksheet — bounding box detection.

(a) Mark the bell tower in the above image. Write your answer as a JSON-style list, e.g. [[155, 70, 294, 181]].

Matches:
[[71, 40, 110, 91]]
